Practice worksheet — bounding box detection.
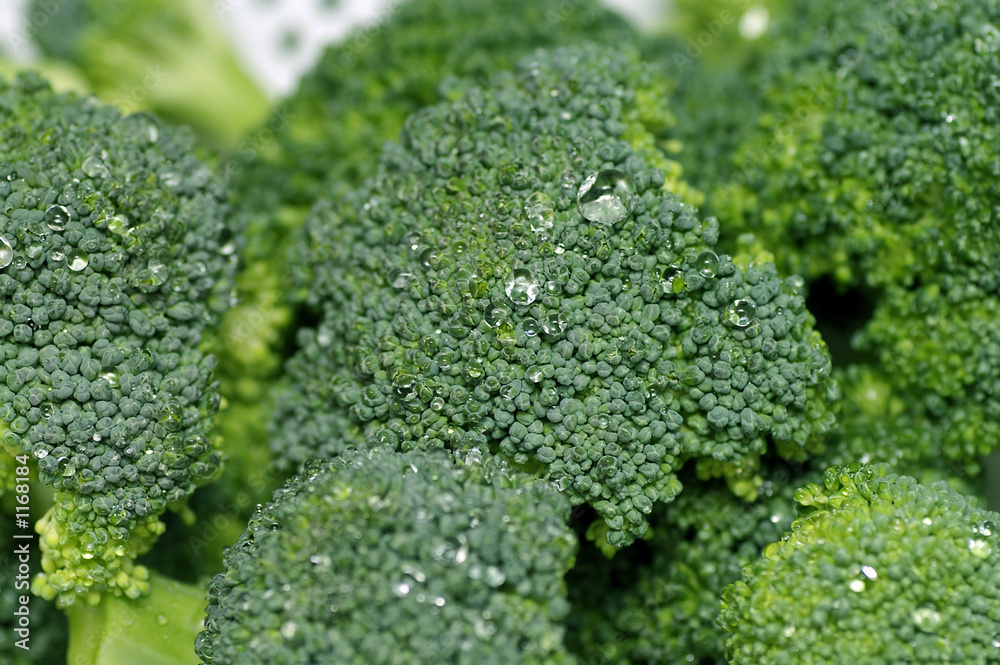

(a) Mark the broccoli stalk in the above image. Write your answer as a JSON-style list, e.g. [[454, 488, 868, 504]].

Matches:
[[66, 572, 204, 665], [28, 0, 269, 149]]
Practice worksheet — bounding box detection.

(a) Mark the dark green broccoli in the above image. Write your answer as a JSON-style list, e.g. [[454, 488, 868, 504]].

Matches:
[[271, 43, 838, 550], [565, 460, 819, 665], [212, 0, 641, 495], [0, 72, 235, 606], [196, 447, 578, 665], [720, 464, 1000, 664], [27, 0, 270, 149], [706, 0, 1000, 473]]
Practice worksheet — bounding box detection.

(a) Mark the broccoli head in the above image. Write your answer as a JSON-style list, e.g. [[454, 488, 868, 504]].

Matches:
[[0, 73, 235, 605], [708, 0, 1000, 472], [196, 447, 578, 665], [272, 44, 838, 549], [720, 464, 1000, 664]]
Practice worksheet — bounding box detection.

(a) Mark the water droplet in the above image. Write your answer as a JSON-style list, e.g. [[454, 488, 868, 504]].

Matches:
[[849, 579, 866, 593], [483, 566, 506, 587], [861, 565, 878, 580], [695, 251, 719, 278], [726, 298, 757, 328], [394, 582, 411, 597], [505, 269, 539, 306], [34, 448, 49, 459], [968, 538, 993, 559], [50, 250, 65, 262], [146, 260, 168, 287], [577, 169, 635, 224], [522, 318, 540, 336], [156, 615, 168, 626], [660, 266, 685, 295], [388, 268, 413, 290], [912, 604, 941, 632], [67, 249, 89, 271], [280, 621, 297, 639], [45, 205, 70, 230], [0, 237, 12, 269], [523, 192, 555, 232], [484, 305, 510, 328], [782, 625, 796, 638], [596, 415, 610, 428], [81, 155, 109, 179]]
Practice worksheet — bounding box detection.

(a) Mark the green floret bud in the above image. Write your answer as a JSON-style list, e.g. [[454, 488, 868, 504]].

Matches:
[[272, 44, 838, 548], [196, 447, 578, 665], [0, 73, 235, 605], [721, 464, 1000, 664]]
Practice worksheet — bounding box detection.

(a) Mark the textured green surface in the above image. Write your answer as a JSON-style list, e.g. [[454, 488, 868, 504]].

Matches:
[[197, 448, 577, 665], [0, 73, 236, 605], [721, 464, 1000, 664], [270, 44, 838, 549]]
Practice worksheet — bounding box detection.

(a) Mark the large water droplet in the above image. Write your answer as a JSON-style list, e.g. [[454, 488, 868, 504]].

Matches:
[[912, 604, 941, 632], [696, 251, 719, 278], [523, 191, 555, 232], [577, 169, 635, 224], [726, 299, 757, 327], [388, 268, 413, 290], [484, 305, 511, 328], [968, 538, 993, 559], [45, 205, 70, 231], [67, 249, 89, 271], [81, 155, 109, 179], [505, 269, 539, 306], [0, 237, 12, 269]]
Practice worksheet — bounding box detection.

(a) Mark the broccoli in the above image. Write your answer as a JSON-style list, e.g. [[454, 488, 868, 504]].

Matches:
[[0, 72, 235, 607], [565, 460, 819, 664], [271, 42, 839, 551], [720, 464, 1000, 664], [27, 0, 270, 149], [212, 0, 640, 496], [702, 0, 1000, 474], [196, 446, 578, 665]]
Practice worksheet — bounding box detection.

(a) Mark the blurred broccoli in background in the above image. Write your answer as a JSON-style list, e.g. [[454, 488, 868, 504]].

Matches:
[[27, 0, 270, 150]]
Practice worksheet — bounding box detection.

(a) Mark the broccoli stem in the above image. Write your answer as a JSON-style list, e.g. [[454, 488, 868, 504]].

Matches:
[[66, 572, 205, 665]]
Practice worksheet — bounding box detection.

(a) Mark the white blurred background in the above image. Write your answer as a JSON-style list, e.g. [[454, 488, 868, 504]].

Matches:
[[0, 0, 666, 98]]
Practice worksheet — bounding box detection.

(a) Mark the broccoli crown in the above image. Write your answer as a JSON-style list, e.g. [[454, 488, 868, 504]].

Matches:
[[272, 44, 838, 548], [720, 464, 1000, 665], [0, 73, 234, 605], [29, 0, 269, 148], [196, 447, 578, 665], [566, 460, 816, 665], [707, 0, 1000, 473], [242, 0, 637, 213]]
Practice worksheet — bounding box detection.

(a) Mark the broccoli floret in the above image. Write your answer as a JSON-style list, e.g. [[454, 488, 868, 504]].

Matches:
[[196, 447, 578, 665], [271, 44, 838, 549], [566, 460, 819, 664], [720, 464, 1000, 664], [0, 72, 235, 606], [700, 0, 1000, 474], [212, 0, 641, 490], [27, 0, 269, 149]]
